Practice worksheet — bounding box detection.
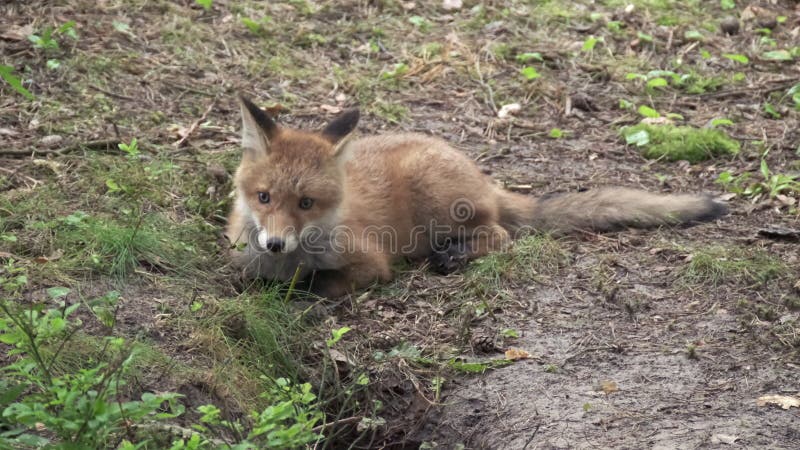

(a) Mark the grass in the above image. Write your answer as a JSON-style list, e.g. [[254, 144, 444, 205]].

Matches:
[[681, 246, 787, 287], [622, 124, 741, 163], [466, 234, 567, 288]]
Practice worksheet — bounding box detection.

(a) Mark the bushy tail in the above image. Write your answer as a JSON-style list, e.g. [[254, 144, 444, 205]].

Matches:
[[497, 187, 727, 235]]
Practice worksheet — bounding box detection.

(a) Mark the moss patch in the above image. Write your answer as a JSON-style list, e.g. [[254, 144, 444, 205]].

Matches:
[[622, 124, 740, 163]]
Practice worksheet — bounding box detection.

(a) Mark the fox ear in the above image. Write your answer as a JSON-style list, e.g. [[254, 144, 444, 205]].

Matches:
[[322, 108, 359, 154], [239, 95, 278, 158]]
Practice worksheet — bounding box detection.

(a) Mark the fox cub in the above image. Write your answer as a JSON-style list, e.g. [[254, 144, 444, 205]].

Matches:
[[225, 96, 727, 298]]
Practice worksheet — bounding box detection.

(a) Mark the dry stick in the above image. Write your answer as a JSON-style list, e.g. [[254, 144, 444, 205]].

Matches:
[[310, 415, 363, 434], [695, 77, 799, 100], [89, 84, 137, 102], [0, 166, 41, 186], [173, 99, 216, 148], [0, 139, 120, 157]]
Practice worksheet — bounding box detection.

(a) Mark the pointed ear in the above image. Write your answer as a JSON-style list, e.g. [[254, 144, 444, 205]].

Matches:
[[239, 95, 278, 158], [322, 108, 359, 154]]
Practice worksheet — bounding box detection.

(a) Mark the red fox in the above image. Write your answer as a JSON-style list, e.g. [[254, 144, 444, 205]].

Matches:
[[225, 96, 727, 298]]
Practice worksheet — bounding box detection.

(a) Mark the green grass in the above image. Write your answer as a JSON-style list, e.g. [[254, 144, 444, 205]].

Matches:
[[681, 246, 787, 286], [622, 124, 740, 163]]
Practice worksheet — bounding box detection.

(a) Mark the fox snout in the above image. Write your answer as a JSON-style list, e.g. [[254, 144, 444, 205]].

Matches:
[[255, 227, 299, 254]]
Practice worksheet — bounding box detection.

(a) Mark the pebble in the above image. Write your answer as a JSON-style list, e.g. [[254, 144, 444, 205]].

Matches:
[[40, 134, 63, 148]]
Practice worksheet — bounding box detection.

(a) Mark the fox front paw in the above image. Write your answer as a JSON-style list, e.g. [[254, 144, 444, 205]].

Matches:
[[427, 240, 469, 275]]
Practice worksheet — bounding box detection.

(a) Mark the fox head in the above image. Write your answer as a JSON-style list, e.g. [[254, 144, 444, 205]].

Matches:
[[233, 95, 359, 254]]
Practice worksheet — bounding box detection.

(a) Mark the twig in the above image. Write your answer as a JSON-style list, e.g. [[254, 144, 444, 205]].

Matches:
[[473, 60, 498, 114], [173, 99, 216, 148], [695, 78, 799, 100], [0, 166, 41, 186], [310, 415, 362, 433], [89, 84, 137, 102], [0, 139, 120, 157]]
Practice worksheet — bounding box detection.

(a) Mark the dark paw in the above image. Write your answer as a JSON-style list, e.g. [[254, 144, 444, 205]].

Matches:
[[428, 240, 469, 275]]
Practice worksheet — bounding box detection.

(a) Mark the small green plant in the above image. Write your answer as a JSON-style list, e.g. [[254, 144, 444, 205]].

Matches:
[[408, 16, 431, 32], [515, 52, 543, 63], [783, 84, 800, 110], [723, 53, 749, 64], [501, 328, 519, 338], [326, 326, 351, 348], [549, 128, 564, 139], [195, 0, 212, 10], [170, 378, 323, 449], [28, 21, 78, 51], [380, 63, 409, 81], [581, 36, 602, 52], [716, 160, 800, 199], [241, 16, 272, 35], [118, 137, 141, 158], [520, 66, 541, 80], [621, 124, 740, 163], [0, 296, 183, 448], [0, 65, 34, 100]]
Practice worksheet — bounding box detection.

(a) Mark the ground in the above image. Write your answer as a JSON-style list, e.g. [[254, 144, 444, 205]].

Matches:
[[1, 0, 799, 449]]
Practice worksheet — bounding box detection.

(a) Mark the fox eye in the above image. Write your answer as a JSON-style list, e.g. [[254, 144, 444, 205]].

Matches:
[[257, 192, 270, 204], [299, 197, 314, 210]]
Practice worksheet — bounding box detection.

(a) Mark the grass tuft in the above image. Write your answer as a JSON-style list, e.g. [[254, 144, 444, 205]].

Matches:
[[681, 246, 786, 286]]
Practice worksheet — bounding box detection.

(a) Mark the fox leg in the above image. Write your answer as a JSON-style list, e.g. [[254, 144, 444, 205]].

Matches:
[[307, 250, 392, 298], [428, 224, 510, 274]]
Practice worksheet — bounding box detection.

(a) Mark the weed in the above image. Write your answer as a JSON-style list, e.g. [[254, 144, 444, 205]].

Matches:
[[0, 65, 34, 100], [621, 124, 740, 163], [0, 296, 183, 448], [28, 21, 78, 52], [716, 160, 800, 199], [681, 246, 786, 286]]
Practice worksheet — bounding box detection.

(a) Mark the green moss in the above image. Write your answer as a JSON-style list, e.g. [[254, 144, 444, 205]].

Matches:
[[622, 124, 740, 163]]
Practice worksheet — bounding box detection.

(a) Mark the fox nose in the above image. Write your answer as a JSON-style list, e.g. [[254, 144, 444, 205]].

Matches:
[[265, 237, 285, 253]]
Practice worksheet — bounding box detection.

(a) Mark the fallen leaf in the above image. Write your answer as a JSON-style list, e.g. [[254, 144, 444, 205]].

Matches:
[[640, 117, 673, 126], [711, 434, 739, 445], [505, 348, 531, 360], [497, 103, 521, 119], [0, 23, 34, 41], [756, 394, 800, 410], [335, 92, 347, 103], [599, 380, 619, 394], [320, 104, 342, 114], [442, 0, 463, 10]]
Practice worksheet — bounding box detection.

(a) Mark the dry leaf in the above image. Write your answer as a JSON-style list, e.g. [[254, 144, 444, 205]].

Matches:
[[497, 103, 521, 119], [640, 117, 673, 126], [0, 23, 34, 41], [505, 348, 531, 360], [599, 380, 619, 394], [756, 394, 800, 410], [711, 434, 738, 445], [320, 104, 342, 114], [442, 0, 463, 10]]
